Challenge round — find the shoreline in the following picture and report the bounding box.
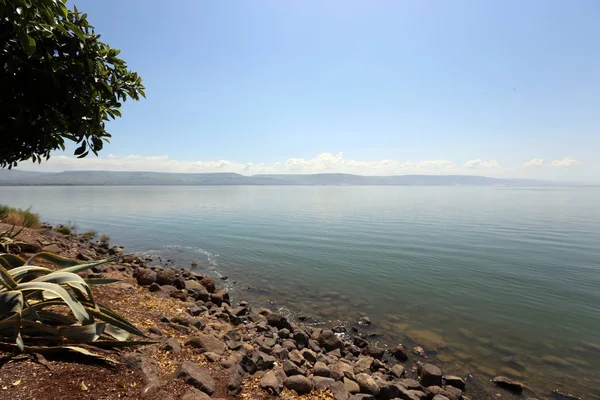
[0,222,583,400]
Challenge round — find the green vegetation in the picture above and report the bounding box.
[0,0,145,168]
[99,234,111,246]
[54,226,72,236]
[0,205,41,228]
[0,252,146,353]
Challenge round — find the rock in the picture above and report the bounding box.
[141,386,175,400]
[358,316,372,326]
[203,352,221,362]
[318,329,344,352]
[180,388,211,400]
[253,351,276,371]
[284,375,314,394]
[425,386,455,400]
[432,396,450,400]
[314,361,330,377]
[353,336,368,348]
[136,269,157,286]
[148,282,161,292]
[120,353,159,383]
[413,346,426,357]
[442,385,462,400]
[364,346,385,360]
[394,386,422,400]
[148,325,163,336]
[266,313,293,330]
[398,379,422,391]
[185,333,226,354]
[192,286,211,302]
[273,346,289,360]
[344,377,360,394]
[355,373,379,395]
[418,363,443,387]
[200,276,216,293]
[185,279,205,292]
[211,289,230,306]
[492,376,523,394]
[156,268,177,286]
[443,375,465,391]
[378,382,402,400]
[42,244,61,253]
[240,354,258,374]
[293,329,310,349]
[174,361,215,395]
[260,370,282,395]
[227,365,244,395]
[301,348,318,364]
[349,395,375,400]
[391,364,406,378]
[313,376,335,390]
[171,315,192,326]
[174,276,186,290]
[278,328,291,338]
[391,344,408,361]
[331,381,350,400]
[170,289,188,300]
[289,349,305,365]
[283,360,305,376]
[159,338,181,354]
[353,356,374,374]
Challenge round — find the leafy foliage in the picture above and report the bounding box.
[0,252,146,352]
[0,0,145,168]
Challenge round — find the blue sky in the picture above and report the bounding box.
[22,0,600,181]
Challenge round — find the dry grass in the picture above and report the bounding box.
[0,205,41,228]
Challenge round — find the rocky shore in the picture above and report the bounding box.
[0,223,563,400]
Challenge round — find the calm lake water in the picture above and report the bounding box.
[2,186,599,398]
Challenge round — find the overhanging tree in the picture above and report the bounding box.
[0,0,145,168]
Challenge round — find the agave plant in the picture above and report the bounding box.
[0,251,146,354]
[0,225,25,253]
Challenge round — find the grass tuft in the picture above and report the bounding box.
[0,204,41,228]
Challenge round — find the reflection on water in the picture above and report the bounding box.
[1,185,599,398]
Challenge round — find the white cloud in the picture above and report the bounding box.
[462,159,500,169]
[550,157,582,167]
[524,158,545,167]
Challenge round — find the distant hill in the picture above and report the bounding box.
[0,170,560,186]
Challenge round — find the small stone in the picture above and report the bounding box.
[419,363,443,387]
[390,344,408,361]
[283,360,305,376]
[364,346,385,360]
[358,316,372,326]
[284,375,313,394]
[174,361,215,395]
[432,396,450,400]
[301,348,318,364]
[203,352,221,362]
[353,336,368,348]
[148,282,161,292]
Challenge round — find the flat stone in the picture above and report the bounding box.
[492,376,523,394]
[203,352,221,362]
[353,356,374,374]
[443,375,465,391]
[174,361,215,395]
[284,375,314,394]
[312,376,336,390]
[283,359,305,376]
[159,338,181,354]
[391,364,406,378]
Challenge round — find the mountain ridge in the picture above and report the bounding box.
[0,169,564,186]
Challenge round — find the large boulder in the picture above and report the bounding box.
[174,361,215,395]
[355,373,379,395]
[284,375,314,395]
[200,276,216,293]
[185,280,205,292]
[259,370,282,395]
[185,333,226,355]
[418,363,443,387]
[317,329,344,352]
[136,269,157,286]
[156,268,177,286]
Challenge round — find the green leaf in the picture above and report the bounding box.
[18,32,36,57]
[16,282,93,324]
[25,252,79,267]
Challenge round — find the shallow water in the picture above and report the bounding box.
[2,185,599,398]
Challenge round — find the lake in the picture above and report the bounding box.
[2,185,599,398]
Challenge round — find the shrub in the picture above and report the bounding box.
[0,252,146,353]
[54,226,72,236]
[81,230,98,241]
[0,205,41,228]
[99,234,111,245]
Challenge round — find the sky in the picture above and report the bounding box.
[19,0,600,181]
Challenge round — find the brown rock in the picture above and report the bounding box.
[185,333,226,354]
[418,363,443,387]
[492,376,523,394]
[174,361,215,395]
